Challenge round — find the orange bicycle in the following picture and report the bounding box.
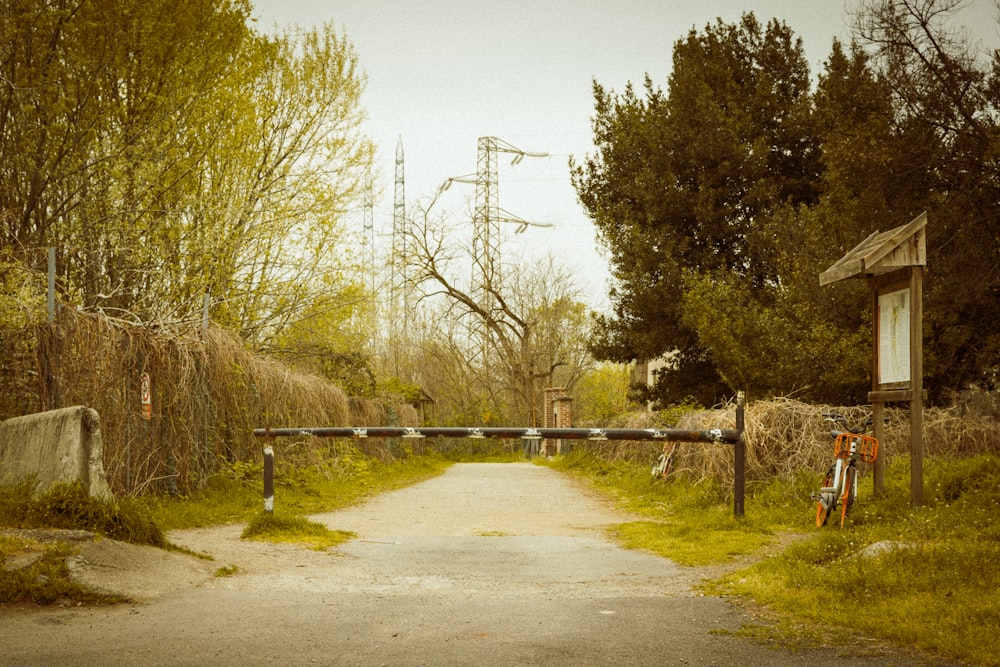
[651,441,679,480]
[812,413,879,528]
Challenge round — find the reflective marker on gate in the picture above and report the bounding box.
[251,426,741,444]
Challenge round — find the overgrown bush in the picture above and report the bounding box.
[0,308,418,496]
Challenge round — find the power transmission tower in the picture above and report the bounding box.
[472,137,550,309]
[391,137,409,322]
[363,169,375,298]
[471,136,549,318]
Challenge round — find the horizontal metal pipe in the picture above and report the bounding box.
[252,426,740,445]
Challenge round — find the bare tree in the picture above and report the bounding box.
[401,202,593,426]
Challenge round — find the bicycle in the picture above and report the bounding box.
[651,441,679,480]
[812,413,879,528]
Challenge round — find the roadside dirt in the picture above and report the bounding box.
[0,463,949,666]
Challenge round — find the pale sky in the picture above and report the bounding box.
[251,1,999,309]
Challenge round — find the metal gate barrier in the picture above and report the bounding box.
[255,392,746,517]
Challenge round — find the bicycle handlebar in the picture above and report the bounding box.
[823,412,875,436]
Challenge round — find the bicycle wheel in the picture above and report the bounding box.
[815,465,835,527]
[839,465,858,528]
[651,454,668,479]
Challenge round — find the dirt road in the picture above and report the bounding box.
[0,463,938,666]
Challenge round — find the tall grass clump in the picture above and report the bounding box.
[241,512,356,551]
[0,480,165,547]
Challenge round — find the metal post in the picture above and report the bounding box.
[872,402,885,497]
[47,247,56,323]
[522,436,540,459]
[734,391,745,518]
[263,446,274,513]
[910,266,924,508]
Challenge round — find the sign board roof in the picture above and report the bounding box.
[819,212,927,286]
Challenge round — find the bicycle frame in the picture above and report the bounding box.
[651,441,679,480]
[814,418,879,528]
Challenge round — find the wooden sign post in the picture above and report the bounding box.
[820,212,927,507]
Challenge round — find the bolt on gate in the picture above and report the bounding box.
[255,392,747,517]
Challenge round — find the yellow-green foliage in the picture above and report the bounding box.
[241,512,356,551]
[0,480,164,547]
[0,537,122,605]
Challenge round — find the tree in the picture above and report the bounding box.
[854,0,1000,396]
[400,201,594,426]
[574,3,1000,405]
[573,363,634,425]
[1,0,373,354]
[572,14,821,405]
[267,281,377,396]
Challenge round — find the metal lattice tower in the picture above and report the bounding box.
[471,137,549,313]
[473,137,500,310]
[392,137,408,317]
[363,169,375,297]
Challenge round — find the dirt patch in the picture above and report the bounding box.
[1,529,215,602]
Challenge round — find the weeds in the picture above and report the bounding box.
[0,536,122,606]
[213,564,239,577]
[0,480,164,547]
[547,448,1000,666]
[241,512,356,551]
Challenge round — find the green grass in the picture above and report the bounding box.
[542,450,1000,666]
[0,535,123,606]
[0,479,165,546]
[141,449,455,530]
[241,512,357,550]
[542,450,807,566]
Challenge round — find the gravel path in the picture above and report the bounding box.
[0,463,943,666]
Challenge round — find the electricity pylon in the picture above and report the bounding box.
[389,136,413,339]
[472,137,549,312]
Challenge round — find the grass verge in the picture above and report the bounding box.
[542,449,1000,667]
[0,535,124,606]
[140,449,454,530]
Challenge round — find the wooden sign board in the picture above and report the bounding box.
[819,212,927,507]
[877,285,911,387]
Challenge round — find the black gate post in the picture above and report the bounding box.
[263,445,274,513]
[734,391,746,518]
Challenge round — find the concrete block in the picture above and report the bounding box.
[0,406,113,499]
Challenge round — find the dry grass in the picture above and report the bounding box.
[591,397,1000,485]
[1,308,416,496]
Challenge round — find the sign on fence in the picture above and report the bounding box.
[140,373,152,420]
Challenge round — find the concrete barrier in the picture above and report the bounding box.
[0,406,112,499]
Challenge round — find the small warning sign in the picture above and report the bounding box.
[140,372,152,420]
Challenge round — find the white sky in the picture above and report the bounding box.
[250,0,1000,309]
